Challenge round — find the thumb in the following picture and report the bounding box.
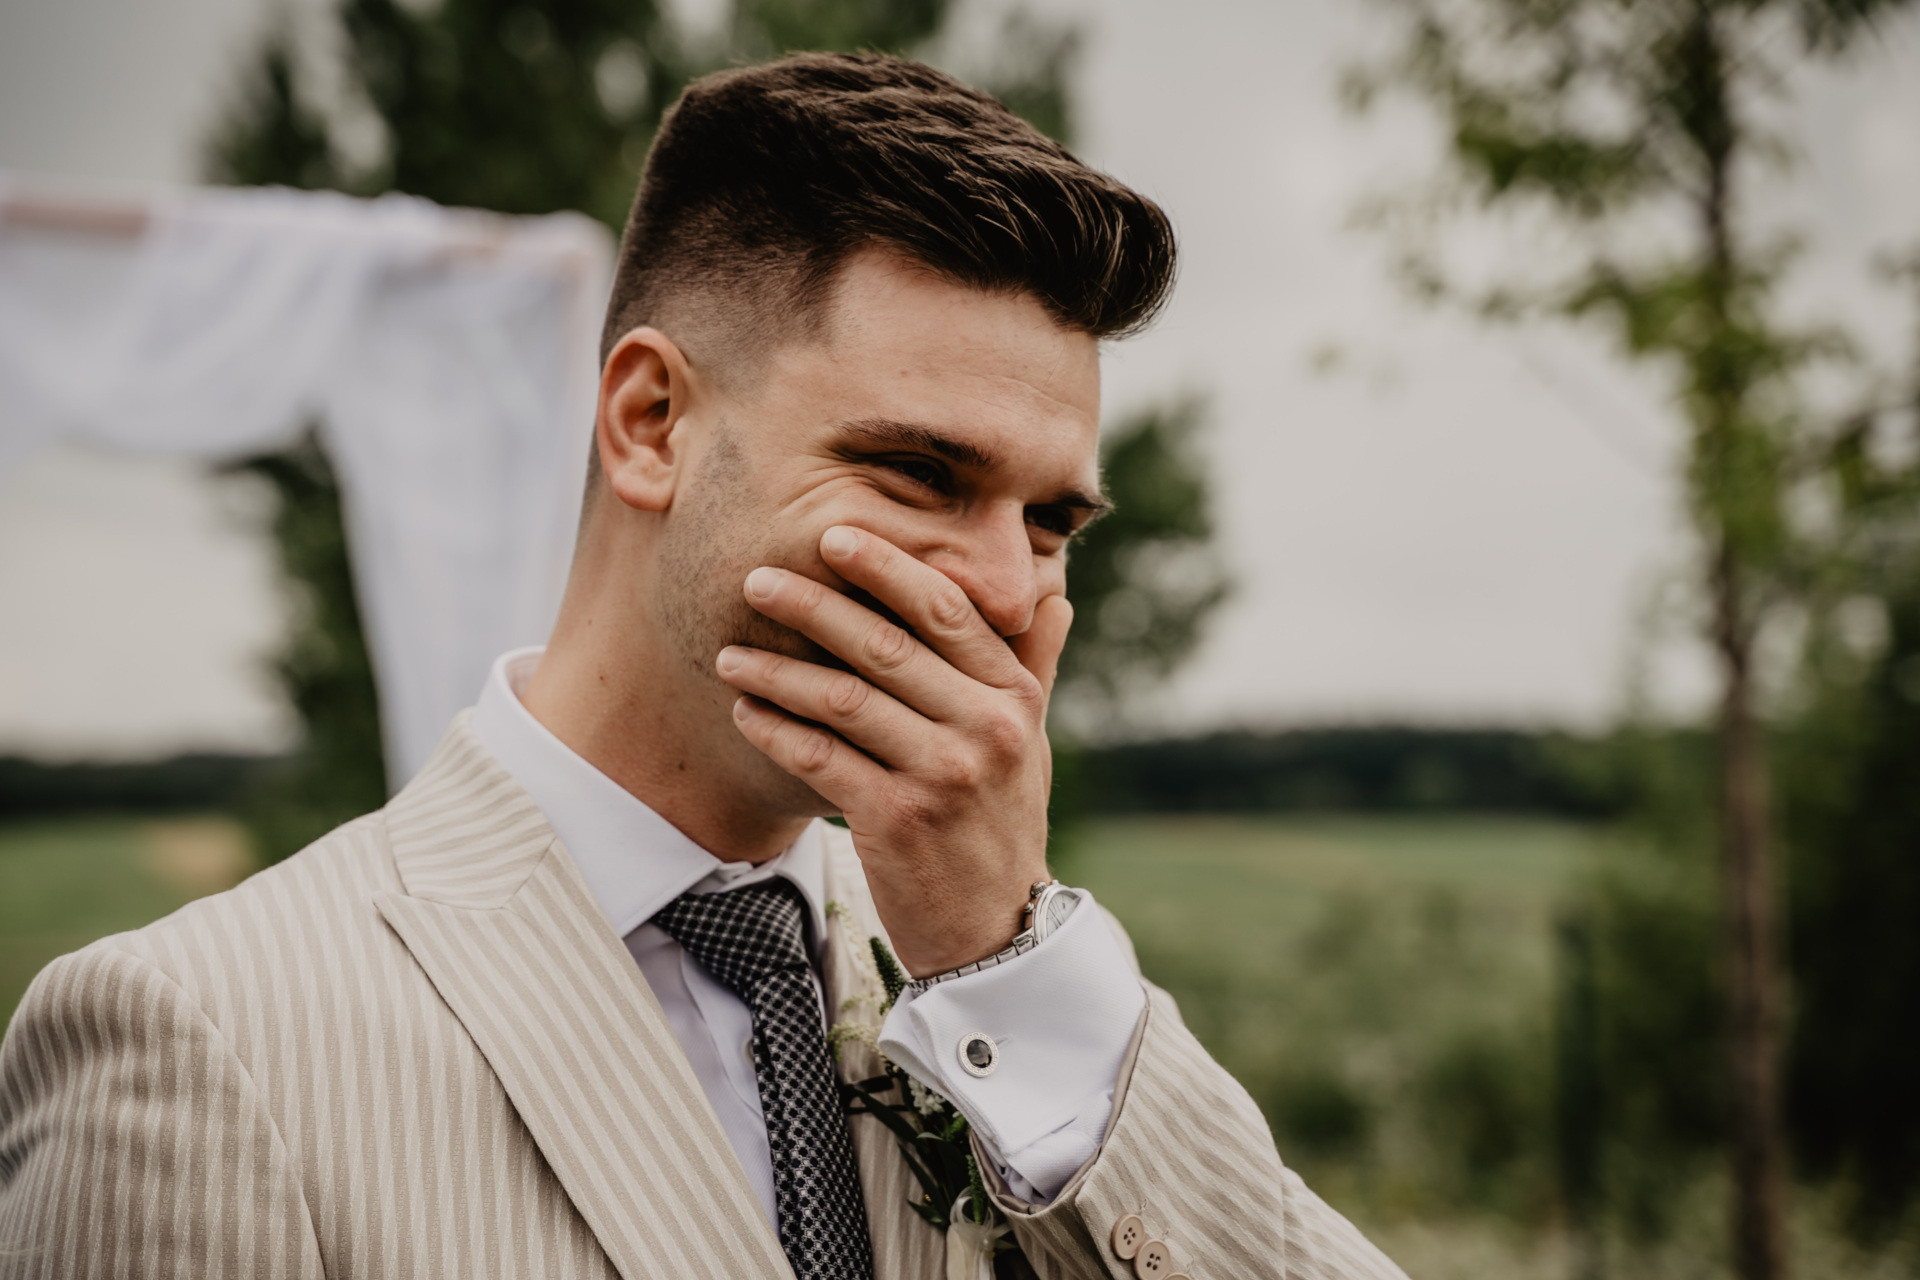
[1007,593,1073,700]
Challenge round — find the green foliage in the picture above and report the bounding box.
[731,0,947,64]
[1075,726,1618,816]
[221,438,388,864]
[208,42,335,193]
[1783,585,1920,1229]
[1272,1060,1374,1161]
[209,0,1080,231]
[1045,399,1230,876]
[1070,814,1582,1226]
[212,0,679,230]
[0,755,267,819]
[1054,398,1231,731]
[869,933,908,1007]
[1356,0,1882,627]
[1357,0,1919,1259]
[1551,911,1603,1273]
[1586,823,1725,1239]
[1778,267,1920,1230]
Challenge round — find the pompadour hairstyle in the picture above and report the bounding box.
[598,51,1178,369]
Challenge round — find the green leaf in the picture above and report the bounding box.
[965,1151,991,1224]
[870,936,909,1008]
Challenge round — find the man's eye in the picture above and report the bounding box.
[881,458,946,491]
[1026,505,1074,538]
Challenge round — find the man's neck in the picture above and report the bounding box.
[518,627,810,864]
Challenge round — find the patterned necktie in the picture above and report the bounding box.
[652,879,874,1280]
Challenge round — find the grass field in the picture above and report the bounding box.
[1063,816,1599,1279]
[0,815,251,1030]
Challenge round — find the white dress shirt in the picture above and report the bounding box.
[471,648,1145,1217]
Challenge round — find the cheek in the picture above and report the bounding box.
[773,478,924,570]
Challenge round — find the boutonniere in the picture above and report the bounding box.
[825,905,1030,1280]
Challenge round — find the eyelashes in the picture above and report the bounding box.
[879,457,949,493]
[872,457,1080,544]
[1025,507,1075,538]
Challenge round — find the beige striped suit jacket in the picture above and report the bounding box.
[0,716,1406,1280]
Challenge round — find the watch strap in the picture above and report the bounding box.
[904,880,1076,996]
[904,930,1042,995]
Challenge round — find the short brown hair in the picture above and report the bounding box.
[598,52,1178,371]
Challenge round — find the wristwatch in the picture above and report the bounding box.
[905,878,1080,995]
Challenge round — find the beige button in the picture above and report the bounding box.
[1110,1214,1146,1259]
[1166,1274,1192,1280]
[1133,1239,1172,1279]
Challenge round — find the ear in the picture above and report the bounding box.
[595,327,697,513]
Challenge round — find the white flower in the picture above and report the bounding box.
[907,1075,949,1116]
[827,899,885,990]
[946,1192,1010,1280]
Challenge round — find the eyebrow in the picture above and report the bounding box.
[832,416,1113,518]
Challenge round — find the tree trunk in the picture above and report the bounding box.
[1711,548,1788,1280]
[1688,9,1789,1273]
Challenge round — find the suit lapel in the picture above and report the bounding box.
[373,715,793,1280]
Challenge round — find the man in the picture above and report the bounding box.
[0,53,1405,1280]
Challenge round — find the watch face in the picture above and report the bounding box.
[1037,886,1078,938]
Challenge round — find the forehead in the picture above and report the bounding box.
[762,250,1103,478]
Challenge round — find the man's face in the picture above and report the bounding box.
[652,250,1104,805]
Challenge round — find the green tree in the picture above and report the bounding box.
[1044,398,1230,872]
[219,436,390,863]
[209,0,1219,861]
[1054,396,1231,730]
[1351,2,1913,1275]
[1779,253,1920,1231]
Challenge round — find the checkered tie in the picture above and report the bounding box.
[653,879,874,1280]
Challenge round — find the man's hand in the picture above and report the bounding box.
[714,524,1071,977]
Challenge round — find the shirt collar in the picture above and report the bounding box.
[470,647,830,952]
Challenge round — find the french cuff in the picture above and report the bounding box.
[877,889,1147,1203]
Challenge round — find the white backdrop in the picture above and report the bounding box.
[0,181,613,785]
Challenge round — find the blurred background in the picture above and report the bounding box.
[2,0,1918,1277]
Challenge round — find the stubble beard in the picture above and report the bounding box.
[654,428,840,819]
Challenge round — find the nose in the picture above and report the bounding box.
[925,504,1040,639]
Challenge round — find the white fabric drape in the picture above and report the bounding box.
[0,180,614,785]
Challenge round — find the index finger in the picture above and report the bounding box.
[818,526,1032,692]
[1008,592,1072,701]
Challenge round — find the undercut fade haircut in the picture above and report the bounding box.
[598,51,1178,374]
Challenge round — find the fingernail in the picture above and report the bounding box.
[821,526,859,558]
[745,567,779,599]
[716,646,744,674]
[733,697,757,721]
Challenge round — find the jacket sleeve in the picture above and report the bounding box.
[988,984,1409,1280]
[0,941,325,1280]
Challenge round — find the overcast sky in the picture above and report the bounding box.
[2,0,1916,757]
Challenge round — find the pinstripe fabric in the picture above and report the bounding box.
[0,713,1404,1280]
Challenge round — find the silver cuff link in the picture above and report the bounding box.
[957,1030,999,1077]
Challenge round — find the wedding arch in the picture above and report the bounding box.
[0,178,613,784]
